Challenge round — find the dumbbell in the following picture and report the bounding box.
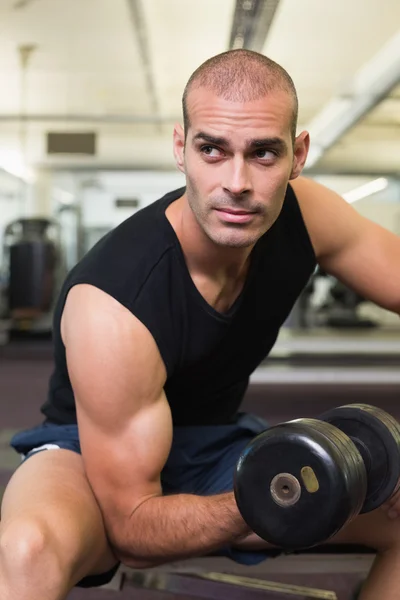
[234,404,400,551]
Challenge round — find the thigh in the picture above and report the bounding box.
[1,448,118,585]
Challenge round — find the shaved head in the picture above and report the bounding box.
[182,49,298,141]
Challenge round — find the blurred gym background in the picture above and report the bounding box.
[0,1,399,596]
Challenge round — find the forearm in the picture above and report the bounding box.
[112,491,250,567]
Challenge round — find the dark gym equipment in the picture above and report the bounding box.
[234,404,400,551]
[2,218,65,332]
[320,403,400,513]
[298,268,378,330]
[234,418,366,550]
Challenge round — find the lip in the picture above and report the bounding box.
[215,208,256,224]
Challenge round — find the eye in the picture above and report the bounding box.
[201,145,223,158]
[255,149,277,160]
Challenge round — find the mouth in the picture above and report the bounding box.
[214,207,256,224]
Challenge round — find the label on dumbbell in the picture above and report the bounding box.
[301,466,319,493]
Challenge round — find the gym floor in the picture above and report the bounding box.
[1,337,398,599]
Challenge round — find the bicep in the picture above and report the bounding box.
[293,177,400,312]
[62,284,172,539]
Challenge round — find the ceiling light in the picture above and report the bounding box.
[304,29,400,167]
[343,177,389,203]
[0,150,35,182]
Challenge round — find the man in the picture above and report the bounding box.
[1,49,400,600]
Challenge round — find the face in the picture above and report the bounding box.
[173,88,309,249]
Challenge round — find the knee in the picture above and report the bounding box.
[0,518,65,581]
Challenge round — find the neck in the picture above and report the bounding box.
[167,193,253,281]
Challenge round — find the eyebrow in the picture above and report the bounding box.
[192,132,288,153]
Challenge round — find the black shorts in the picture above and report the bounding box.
[10,412,272,588]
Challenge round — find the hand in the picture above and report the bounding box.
[381,487,400,519]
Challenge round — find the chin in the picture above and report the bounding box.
[207,228,261,249]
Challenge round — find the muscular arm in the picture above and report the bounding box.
[62,285,249,568]
[291,176,400,314]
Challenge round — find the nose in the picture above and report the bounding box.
[222,157,252,196]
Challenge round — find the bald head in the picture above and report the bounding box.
[182,49,298,141]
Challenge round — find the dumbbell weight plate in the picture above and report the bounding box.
[234,418,366,551]
[320,404,400,513]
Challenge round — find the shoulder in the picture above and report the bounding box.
[96,199,172,259]
[289,175,345,210]
[68,199,175,295]
[288,176,366,260]
[62,283,167,380]
[56,200,177,350]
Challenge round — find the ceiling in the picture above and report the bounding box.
[0,0,399,177]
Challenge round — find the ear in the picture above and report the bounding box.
[173,123,186,173]
[289,131,310,180]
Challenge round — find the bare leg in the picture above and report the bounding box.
[0,449,117,600]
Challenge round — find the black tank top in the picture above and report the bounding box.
[41,184,316,426]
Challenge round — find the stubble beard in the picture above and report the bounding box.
[186,182,264,249]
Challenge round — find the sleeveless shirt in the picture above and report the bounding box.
[40,184,316,426]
